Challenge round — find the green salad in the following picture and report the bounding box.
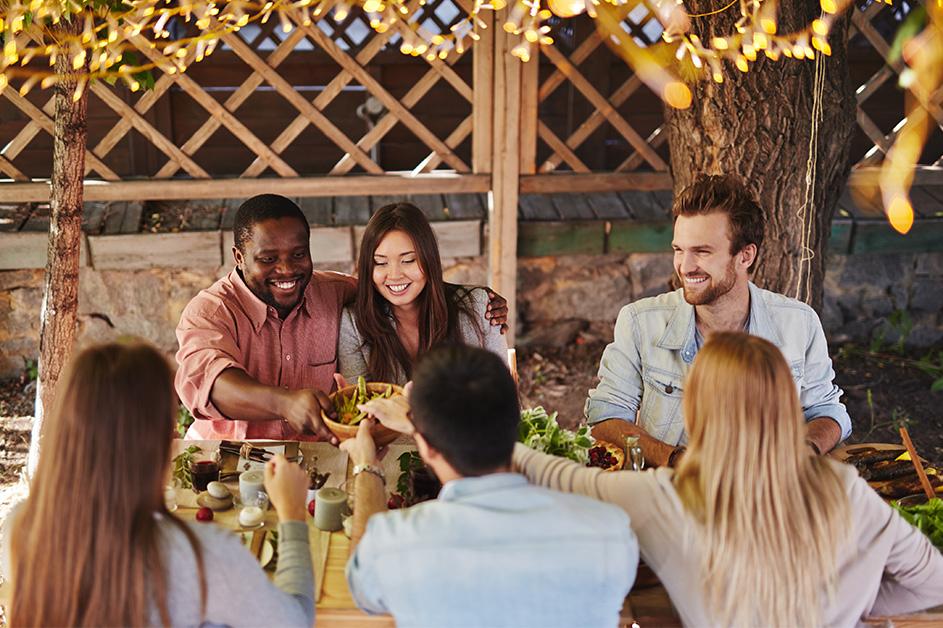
[893,497,943,550]
[334,376,396,425]
[518,406,594,465]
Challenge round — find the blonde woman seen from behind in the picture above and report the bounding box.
[514,332,943,627]
[1,341,315,627]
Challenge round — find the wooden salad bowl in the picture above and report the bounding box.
[321,382,405,446]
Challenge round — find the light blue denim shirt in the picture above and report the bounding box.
[585,282,852,446]
[346,472,638,628]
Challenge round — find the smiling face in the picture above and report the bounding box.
[672,212,754,306]
[233,216,312,318]
[372,229,427,309]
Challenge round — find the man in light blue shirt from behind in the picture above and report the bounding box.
[587,174,851,468]
[344,346,638,628]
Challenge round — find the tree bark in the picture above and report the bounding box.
[29,23,88,475]
[666,1,855,311]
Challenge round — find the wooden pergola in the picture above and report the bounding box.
[2,0,942,337]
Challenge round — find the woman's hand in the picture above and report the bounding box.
[340,419,379,467]
[485,289,509,334]
[358,394,414,435]
[264,454,308,522]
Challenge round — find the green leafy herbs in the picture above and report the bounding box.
[893,497,943,550]
[396,451,425,497]
[177,404,195,438]
[334,376,396,425]
[171,445,201,490]
[518,406,594,465]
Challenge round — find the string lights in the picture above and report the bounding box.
[2,0,935,234]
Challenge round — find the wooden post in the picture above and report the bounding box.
[489,10,521,344]
[472,12,495,173]
[519,47,539,175]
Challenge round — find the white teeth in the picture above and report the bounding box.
[273,280,297,290]
[387,284,409,294]
[684,276,707,284]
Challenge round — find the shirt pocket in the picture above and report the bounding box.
[305,345,338,392]
[639,371,685,443]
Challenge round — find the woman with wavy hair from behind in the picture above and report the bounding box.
[338,202,507,384]
[513,332,943,626]
[0,340,315,627]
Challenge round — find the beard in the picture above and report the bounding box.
[680,258,737,306]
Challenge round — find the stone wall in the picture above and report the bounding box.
[1,251,942,378]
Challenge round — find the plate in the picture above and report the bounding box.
[196,492,233,511]
[240,533,275,568]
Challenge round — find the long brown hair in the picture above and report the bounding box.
[9,341,206,626]
[355,202,482,382]
[673,332,849,627]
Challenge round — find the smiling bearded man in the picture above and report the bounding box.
[585,174,852,466]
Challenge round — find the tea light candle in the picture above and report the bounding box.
[239,470,264,504]
[314,487,348,532]
[239,505,264,528]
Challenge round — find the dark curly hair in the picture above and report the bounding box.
[233,194,309,252]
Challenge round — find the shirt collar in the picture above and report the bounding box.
[658,281,782,364]
[437,472,528,503]
[228,268,316,333]
[745,281,785,347]
[229,268,271,333]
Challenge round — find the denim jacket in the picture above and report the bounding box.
[585,282,852,446]
[346,473,638,628]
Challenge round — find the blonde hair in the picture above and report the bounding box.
[9,341,206,626]
[673,332,849,627]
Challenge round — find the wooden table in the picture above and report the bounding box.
[170,440,393,628]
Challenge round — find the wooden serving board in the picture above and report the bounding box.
[832,442,941,500]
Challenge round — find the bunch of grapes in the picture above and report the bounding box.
[588,445,617,469]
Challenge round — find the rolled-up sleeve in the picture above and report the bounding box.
[800,310,852,440]
[174,301,244,421]
[585,305,643,425]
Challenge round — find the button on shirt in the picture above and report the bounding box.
[585,282,852,446]
[175,269,355,441]
[346,473,638,628]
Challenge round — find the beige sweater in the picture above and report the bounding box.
[513,444,943,627]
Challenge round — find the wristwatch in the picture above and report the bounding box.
[352,463,386,485]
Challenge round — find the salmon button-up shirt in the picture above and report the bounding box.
[175,268,355,441]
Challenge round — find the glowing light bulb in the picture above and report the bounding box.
[887,197,914,234]
[663,81,691,109]
[547,0,585,18]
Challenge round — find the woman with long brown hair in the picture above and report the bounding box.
[1,340,315,626]
[338,202,507,384]
[513,332,943,626]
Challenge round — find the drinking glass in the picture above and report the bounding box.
[623,435,645,471]
[164,483,178,512]
[190,449,221,493]
[239,490,270,529]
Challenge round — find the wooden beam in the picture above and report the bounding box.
[849,166,943,187]
[521,173,673,193]
[518,221,605,257]
[519,48,539,175]
[489,10,521,343]
[472,11,495,174]
[608,220,673,253]
[0,174,492,203]
[847,218,943,254]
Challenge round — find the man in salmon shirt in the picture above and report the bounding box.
[175,194,507,441]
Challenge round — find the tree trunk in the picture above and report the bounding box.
[28,25,88,476]
[666,2,855,311]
